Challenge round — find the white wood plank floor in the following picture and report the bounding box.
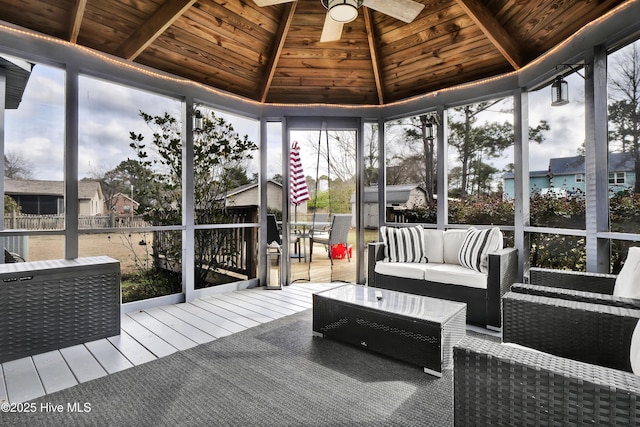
[0,282,338,404]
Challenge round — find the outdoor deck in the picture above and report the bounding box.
[0,282,338,405]
[284,240,360,284]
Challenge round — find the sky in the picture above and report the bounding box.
[5,61,588,184]
[5,64,263,182]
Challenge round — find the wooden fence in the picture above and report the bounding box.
[4,207,259,284]
[4,214,150,230]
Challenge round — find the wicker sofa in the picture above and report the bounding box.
[453,290,640,425]
[367,227,518,329]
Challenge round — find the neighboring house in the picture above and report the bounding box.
[108,192,140,215]
[225,180,300,213]
[4,178,105,215]
[351,184,428,228]
[503,152,636,199]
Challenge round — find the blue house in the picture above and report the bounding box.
[503,152,636,199]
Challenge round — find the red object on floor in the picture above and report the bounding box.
[331,244,352,259]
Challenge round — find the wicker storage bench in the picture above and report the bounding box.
[0,256,121,363]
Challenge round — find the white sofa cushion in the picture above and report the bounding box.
[374,261,487,289]
[631,319,640,375]
[458,227,503,273]
[443,229,468,265]
[423,229,444,263]
[422,263,487,289]
[613,246,640,298]
[375,261,430,281]
[380,225,428,263]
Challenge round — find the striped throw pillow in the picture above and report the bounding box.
[380,226,427,263]
[458,227,503,273]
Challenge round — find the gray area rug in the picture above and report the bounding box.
[1,309,497,427]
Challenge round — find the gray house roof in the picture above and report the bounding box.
[226,180,282,197]
[503,152,635,180]
[549,152,635,175]
[351,184,426,204]
[4,179,103,199]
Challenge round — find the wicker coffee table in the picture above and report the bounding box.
[312,284,467,376]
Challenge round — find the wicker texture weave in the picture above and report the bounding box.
[528,267,617,294]
[0,256,121,363]
[313,286,467,374]
[502,291,640,372]
[454,336,640,426]
[512,282,640,309]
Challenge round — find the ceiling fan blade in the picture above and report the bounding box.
[320,13,344,42]
[253,0,296,6]
[362,0,425,23]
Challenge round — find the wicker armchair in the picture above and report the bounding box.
[454,336,640,426]
[511,266,640,309]
[502,291,640,372]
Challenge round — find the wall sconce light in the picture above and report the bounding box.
[550,64,585,107]
[193,109,203,133]
[551,76,569,106]
[424,112,440,141]
[425,122,434,140]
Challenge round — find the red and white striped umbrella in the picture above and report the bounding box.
[290,141,310,206]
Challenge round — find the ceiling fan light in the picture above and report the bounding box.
[326,0,360,23]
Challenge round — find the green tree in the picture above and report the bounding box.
[608,43,640,192]
[4,195,20,214]
[398,115,438,202]
[98,159,157,212]
[129,109,257,288]
[449,102,549,197]
[4,151,34,180]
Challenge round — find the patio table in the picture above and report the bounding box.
[313,284,467,376]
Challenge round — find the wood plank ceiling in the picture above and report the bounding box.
[0,0,631,106]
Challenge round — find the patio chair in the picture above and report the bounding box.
[512,246,640,309]
[309,214,351,263]
[268,214,305,262]
[453,335,640,426]
[266,214,282,246]
[453,291,640,425]
[4,248,25,263]
[502,291,640,372]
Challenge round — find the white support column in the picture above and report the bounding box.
[258,117,268,286]
[436,105,447,229]
[182,98,196,300]
[0,68,5,220]
[377,118,385,231]
[64,66,79,259]
[281,117,290,285]
[585,45,610,272]
[355,117,365,284]
[513,87,529,280]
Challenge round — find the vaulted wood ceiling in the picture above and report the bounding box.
[0,0,631,105]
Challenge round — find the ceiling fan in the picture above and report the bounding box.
[253,0,425,42]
